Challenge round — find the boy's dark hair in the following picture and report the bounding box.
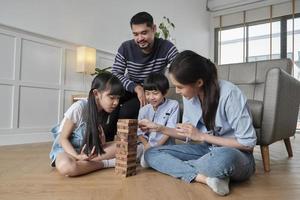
[143,72,169,95]
[130,12,154,27]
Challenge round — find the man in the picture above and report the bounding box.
[105,11,178,141]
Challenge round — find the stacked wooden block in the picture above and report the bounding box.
[115,119,138,177]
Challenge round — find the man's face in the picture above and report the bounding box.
[131,23,156,52]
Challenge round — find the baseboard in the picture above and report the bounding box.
[0,132,52,146]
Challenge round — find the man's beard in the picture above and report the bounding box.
[137,40,155,52]
[137,42,150,50]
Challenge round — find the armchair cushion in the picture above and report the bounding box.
[247,99,263,128]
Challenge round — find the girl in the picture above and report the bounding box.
[139,50,257,196]
[137,72,179,167]
[49,72,124,177]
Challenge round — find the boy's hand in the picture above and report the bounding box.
[144,142,152,151]
[139,119,161,132]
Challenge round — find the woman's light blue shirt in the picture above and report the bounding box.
[137,98,179,146]
[182,80,257,148]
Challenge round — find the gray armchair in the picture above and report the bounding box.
[217,59,300,172]
[166,58,300,172]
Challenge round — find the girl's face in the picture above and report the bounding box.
[94,89,120,113]
[145,90,165,109]
[169,74,200,100]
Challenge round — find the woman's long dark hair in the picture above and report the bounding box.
[169,50,220,131]
[84,72,124,155]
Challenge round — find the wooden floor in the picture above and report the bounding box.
[1,137,300,200]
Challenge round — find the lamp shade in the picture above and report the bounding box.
[76,46,96,74]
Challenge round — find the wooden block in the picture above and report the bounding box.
[117,128,137,135]
[115,167,137,177]
[116,149,137,156]
[116,159,137,166]
[115,161,136,168]
[115,165,136,173]
[116,142,137,152]
[116,132,137,141]
[117,119,138,125]
[117,124,138,130]
[116,157,136,164]
[115,153,137,162]
[117,131,137,140]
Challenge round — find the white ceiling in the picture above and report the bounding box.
[207,0,290,12]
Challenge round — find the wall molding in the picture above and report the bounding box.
[0,24,115,146]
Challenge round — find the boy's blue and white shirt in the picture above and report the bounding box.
[137,98,179,147]
[182,80,257,148]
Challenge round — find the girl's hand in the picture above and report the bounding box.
[76,144,97,161]
[139,119,161,132]
[175,123,203,142]
[99,126,106,146]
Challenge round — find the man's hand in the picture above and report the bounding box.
[134,85,146,107]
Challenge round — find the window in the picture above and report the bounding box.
[287,17,300,131]
[287,17,300,80]
[248,21,281,62]
[219,27,245,64]
[216,16,299,80]
[215,15,300,131]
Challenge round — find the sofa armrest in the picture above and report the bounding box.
[261,68,300,145]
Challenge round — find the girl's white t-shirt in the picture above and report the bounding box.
[58,99,88,132]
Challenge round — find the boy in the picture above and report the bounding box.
[137,72,179,167]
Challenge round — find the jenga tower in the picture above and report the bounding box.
[115,119,138,177]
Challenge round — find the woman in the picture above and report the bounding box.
[139,50,256,196]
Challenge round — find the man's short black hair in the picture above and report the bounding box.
[143,72,169,95]
[130,12,154,27]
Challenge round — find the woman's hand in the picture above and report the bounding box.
[139,119,161,132]
[175,123,204,142]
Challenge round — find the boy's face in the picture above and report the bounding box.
[145,90,164,109]
[131,23,156,52]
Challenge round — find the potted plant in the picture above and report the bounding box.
[155,16,175,40]
[91,66,112,76]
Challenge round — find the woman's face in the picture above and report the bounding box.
[169,74,199,100]
[94,89,120,113]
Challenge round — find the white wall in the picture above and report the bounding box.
[0,24,115,146]
[0,0,211,145]
[0,0,211,57]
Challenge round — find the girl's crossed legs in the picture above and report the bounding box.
[55,142,116,177]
